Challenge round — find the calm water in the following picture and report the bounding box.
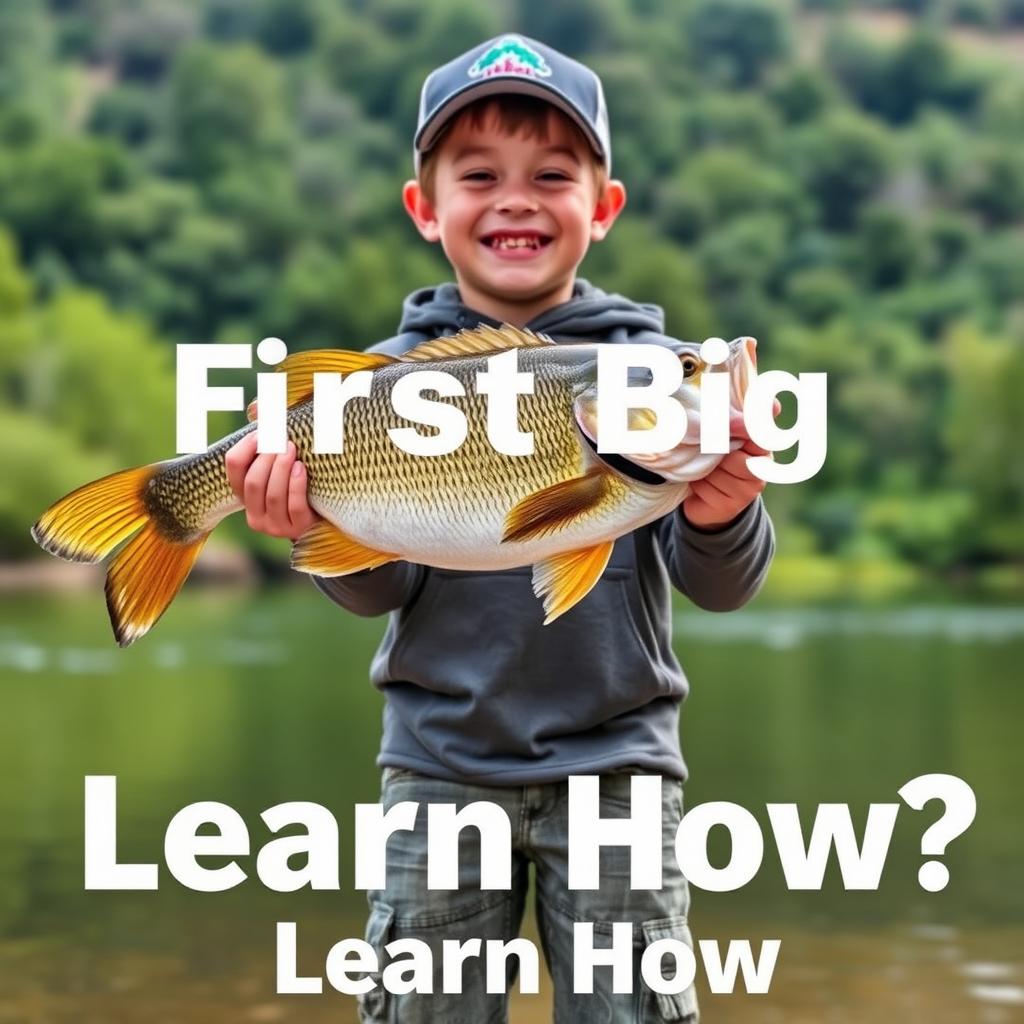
[1,588,1022,1023]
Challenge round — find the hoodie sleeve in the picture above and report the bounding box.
[655,497,775,611]
[311,563,427,618]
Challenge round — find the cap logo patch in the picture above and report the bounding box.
[468,35,552,80]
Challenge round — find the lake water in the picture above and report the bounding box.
[1,588,1022,1023]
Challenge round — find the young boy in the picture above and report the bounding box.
[226,34,774,1023]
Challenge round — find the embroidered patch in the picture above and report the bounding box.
[468,36,552,80]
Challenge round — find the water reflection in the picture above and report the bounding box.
[1,589,1021,1022]
[674,605,1024,645]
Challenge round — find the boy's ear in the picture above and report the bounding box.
[403,180,441,242]
[590,179,627,242]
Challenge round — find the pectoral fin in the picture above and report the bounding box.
[532,542,614,624]
[502,469,616,543]
[291,521,397,576]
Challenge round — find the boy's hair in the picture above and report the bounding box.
[417,94,609,204]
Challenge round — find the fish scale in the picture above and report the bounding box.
[296,350,598,545]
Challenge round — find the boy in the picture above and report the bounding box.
[226,34,774,1023]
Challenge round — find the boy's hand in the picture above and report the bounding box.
[681,437,770,531]
[225,432,320,541]
[682,392,780,531]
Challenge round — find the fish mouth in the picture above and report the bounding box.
[480,230,553,253]
[730,336,757,405]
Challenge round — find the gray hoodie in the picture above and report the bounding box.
[314,280,774,784]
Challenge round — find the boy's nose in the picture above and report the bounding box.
[495,187,538,215]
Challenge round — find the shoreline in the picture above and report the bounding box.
[0,545,258,593]
[2,553,1020,603]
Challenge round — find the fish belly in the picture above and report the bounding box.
[310,465,685,570]
[293,352,686,571]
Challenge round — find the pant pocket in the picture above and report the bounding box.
[358,902,395,1023]
[640,916,700,1023]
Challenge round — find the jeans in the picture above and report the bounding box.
[359,768,699,1024]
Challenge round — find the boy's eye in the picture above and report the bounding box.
[538,170,572,181]
[461,171,495,182]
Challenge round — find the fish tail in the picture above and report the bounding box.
[31,465,210,646]
[31,465,155,563]
[104,520,208,647]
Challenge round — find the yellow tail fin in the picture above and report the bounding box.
[31,466,209,646]
[31,465,154,563]
[104,521,207,647]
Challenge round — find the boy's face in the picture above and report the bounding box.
[404,106,625,324]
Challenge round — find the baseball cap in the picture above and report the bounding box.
[414,34,611,174]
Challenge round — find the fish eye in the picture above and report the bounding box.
[681,355,700,378]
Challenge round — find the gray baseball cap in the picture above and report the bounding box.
[414,34,611,173]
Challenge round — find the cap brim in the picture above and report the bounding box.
[414,78,607,172]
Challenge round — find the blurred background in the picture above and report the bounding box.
[1,0,1022,1021]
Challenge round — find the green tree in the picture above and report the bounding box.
[0,233,178,556]
[0,137,129,268]
[826,27,988,124]
[0,0,57,116]
[685,0,792,87]
[944,323,1024,557]
[272,234,447,348]
[255,0,322,57]
[658,148,805,243]
[588,56,684,204]
[26,290,176,462]
[581,221,715,343]
[790,110,893,230]
[962,144,1024,226]
[769,65,838,124]
[976,232,1024,307]
[785,267,856,325]
[106,4,197,83]
[168,43,287,181]
[854,206,926,290]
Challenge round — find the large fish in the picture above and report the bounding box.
[32,325,756,645]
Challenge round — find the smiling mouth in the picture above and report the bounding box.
[481,232,553,252]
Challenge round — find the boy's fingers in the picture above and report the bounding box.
[224,432,258,500]
[243,452,277,521]
[265,444,297,528]
[706,445,772,487]
[689,477,731,508]
[701,471,754,505]
[288,463,314,536]
[716,450,756,479]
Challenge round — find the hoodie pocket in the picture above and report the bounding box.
[386,565,667,731]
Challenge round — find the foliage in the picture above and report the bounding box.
[1,0,1022,576]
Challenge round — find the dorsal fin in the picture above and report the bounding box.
[264,326,551,412]
[399,323,554,362]
[273,349,396,408]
